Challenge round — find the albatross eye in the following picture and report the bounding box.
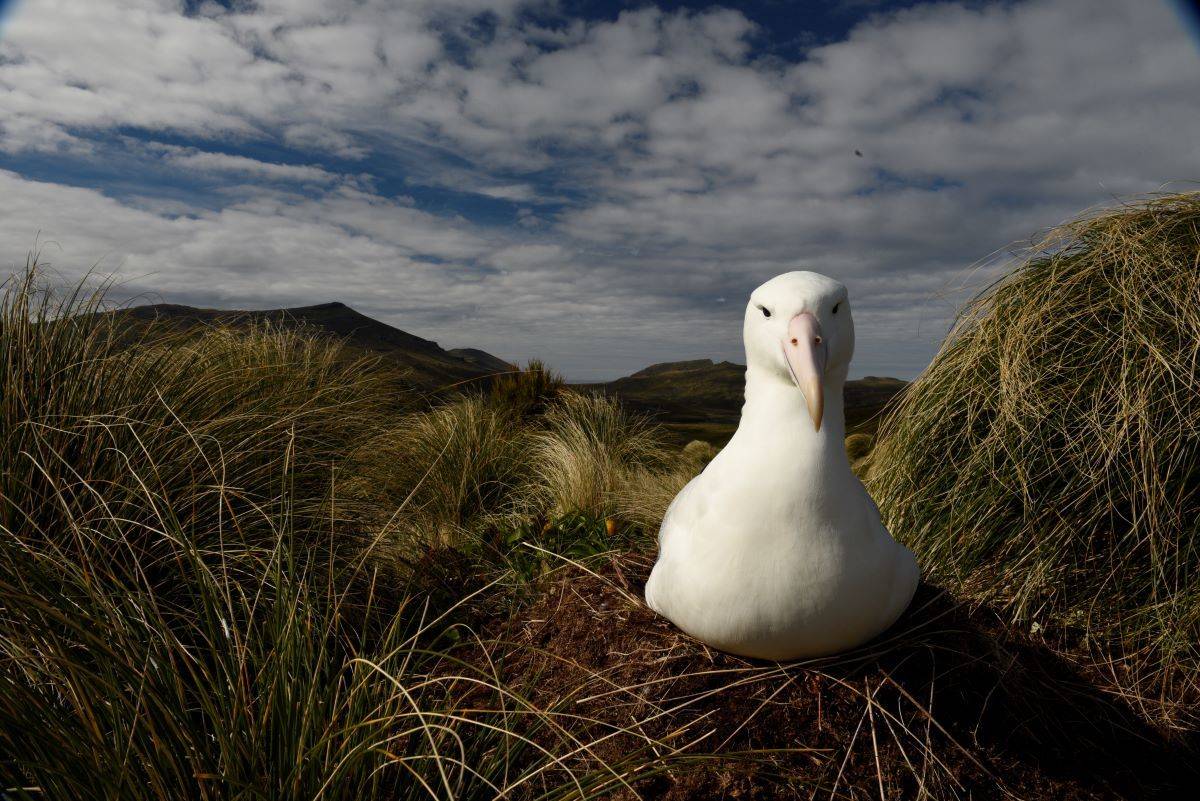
[832,302,841,315]
[759,306,771,318]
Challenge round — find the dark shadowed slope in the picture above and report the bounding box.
[588,358,906,444]
[114,301,513,389]
[446,347,515,374]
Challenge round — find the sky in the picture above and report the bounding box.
[2,0,1199,380]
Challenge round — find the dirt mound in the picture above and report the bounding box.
[466,554,1198,800]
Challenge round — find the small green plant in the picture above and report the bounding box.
[500,512,619,584]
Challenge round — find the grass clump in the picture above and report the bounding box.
[0,261,674,798]
[611,440,714,532]
[488,358,565,418]
[844,432,873,462]
[680,438,719,465]
[867,192,1200,727]
[522,391,668,520]
[347,394,528,550]
[0,264,394,557]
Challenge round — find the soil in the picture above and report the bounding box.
[448,552,1200,800]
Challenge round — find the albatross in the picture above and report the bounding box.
[644,271,919,660]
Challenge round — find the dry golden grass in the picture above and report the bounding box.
[520,392,669,520]
[611,441,715,533]
[844,432,873,461]
[867,192,1200,729]
[346,394,529,549]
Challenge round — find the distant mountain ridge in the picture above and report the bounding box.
[589,358,906,444]
[115,301,513,388]
[114,303,905,443]
[627,359,740,378]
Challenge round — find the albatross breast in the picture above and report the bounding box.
[645,271,918,660]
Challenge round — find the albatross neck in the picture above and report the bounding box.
[740,364,849,451]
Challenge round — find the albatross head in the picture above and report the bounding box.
[743,271,854,432]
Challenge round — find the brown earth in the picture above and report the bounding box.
[445,553,1199,800]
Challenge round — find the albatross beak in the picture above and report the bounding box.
[783,312,827,432]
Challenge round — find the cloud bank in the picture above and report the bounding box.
[1,0,1198,378]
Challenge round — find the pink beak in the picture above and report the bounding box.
[782,312,827,431]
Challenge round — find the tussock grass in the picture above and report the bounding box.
[0,262,392,556]
[0,470,598,800]
[7,226,1200,799]
[0,445,690,799]
[844,432,872,462]
[488,358,565,418]
[345,367,690,555]
[680,438,719,466]
[867,192,1200,728]
[0,261,683,798]
[347,394,529,549]
[522,392,669,520]
[612,441,713,532]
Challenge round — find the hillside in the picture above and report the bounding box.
[114,301,513,389]
[114,304,903,442]
[592,358,906,444]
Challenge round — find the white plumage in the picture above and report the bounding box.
[645,271,918,660]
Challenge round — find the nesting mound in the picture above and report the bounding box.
[452,556,1197,800]
[867,193,1200,728]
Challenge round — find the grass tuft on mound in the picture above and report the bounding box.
[0,261,393,554]
[347,393,529,549]
[867,192,1200,727]
[522,392,669,520]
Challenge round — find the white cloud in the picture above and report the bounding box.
[488,243,565,270]
[157,147,340,184]
[1,0,1198,380]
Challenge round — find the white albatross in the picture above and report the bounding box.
[644,271,919,660]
